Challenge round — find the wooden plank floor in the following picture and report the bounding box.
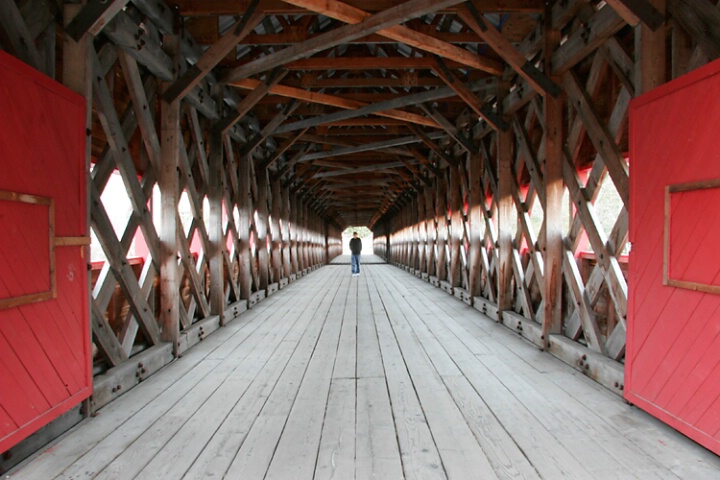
[9,261,720,479]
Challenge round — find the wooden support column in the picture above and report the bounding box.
[281,186,292,278]
[436,173,449,281]
[256,167,269,290]
[302,202,310,269]
[468,152,483,297]
[290,193,300,275]
[238,154,252,301]
[208,126,225,323]
[159,35,180,353]
[425,182,436,276]
[417,191,427,273]
[270,176,283,283]
[636,0,667,93]
[64,5,93,413]
[497,125,515,320]
[450,164,463,288]
[542,10,564,347]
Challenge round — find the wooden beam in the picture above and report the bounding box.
[0,0,42,70]
[159,35,181,353]
[239,99,301,157]
[256,167,270,290]
[222,0,468,83]
[164,3,264,102]
[419,103,475,154]
[433,59,509,131]
[562,71,629,209]
[406,124,457,168]
[541,10,564,348]
[551,5,626,75]
[280,56,472,70]
[281,0,503,74]
[217,68,288,134]
[604,0,665,30]
[497,127,514,320]
[260,127,309,170]
[435,174,448,281]
[231,77,445,129]
[667,0,720,62]
[208,126,226,323]
[636,0,667,93]
[457,3,561,97]
[65,0,131,41]
[171,0,545,15]
[449,165,463,288]
[312,162,409,178]
[468,152,483,297]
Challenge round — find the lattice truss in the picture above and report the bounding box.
[2,0,720,379]
[373,0,720,366]
[0,0,340,374]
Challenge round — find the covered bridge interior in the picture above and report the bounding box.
[2,0,720,478]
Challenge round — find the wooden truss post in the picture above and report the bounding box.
[238,154,252,301]
[497,125,514,320]
[159,35,181,353]
[281,185,292,278]
[417,191,427,273]
[542,10,565,347]
[636,0,667,93]
[270,176,283,284]
[63,5,93,417]
[208,127,226,323]
[435,173,448,281]
[256,166,269,291]
[468,152,483,297]
[425,182,436,276]
[450,164,463,288]
[302,202,310,269]
[290,193,299,275]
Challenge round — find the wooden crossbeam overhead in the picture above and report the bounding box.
[604,0,665,29]
[240,99,301,157]
[171,0,545,15]
[280,56,474,70]
[240,31,488,46]
[456,3,561,97]
[216,68,288,134]
[229,77,438,128]
[286,75,447,89]
[65,0,131,41]
[432,58,509,131]
[222,0,470,83]
[297,133,444,162]
[263,77,498,135]
[313,162,409,178]
[163,3,264,102]
[282,0,503,75]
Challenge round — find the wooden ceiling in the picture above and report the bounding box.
[165,0,547,227]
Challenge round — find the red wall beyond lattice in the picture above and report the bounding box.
[628,58,720,456]
[0,51,91,452]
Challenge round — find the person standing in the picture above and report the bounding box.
[349,232,362,276]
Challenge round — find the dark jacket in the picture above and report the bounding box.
[349,237,362,255]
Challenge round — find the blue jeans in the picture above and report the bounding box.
[351,254,360,274]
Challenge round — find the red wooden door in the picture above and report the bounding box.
[628,58,720,456]
[0,51,91,452]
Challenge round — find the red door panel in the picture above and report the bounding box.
[628,58,720,456]
[0,51,91,453]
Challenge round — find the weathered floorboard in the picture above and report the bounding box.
[9,263,720,480]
